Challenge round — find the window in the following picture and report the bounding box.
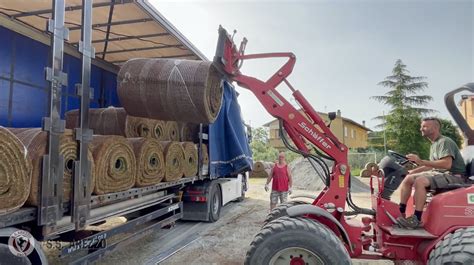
[351,129,355,139]
[344,126,348,137]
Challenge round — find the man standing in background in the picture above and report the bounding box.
[265,152,293,210]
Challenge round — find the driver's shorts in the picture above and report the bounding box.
[412,170,465,190]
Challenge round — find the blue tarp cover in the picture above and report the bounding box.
[209,81,253,177]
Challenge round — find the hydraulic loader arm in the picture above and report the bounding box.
[213,26,353,207]
[214,26,348,163]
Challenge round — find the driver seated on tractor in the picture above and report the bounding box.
[397,117,466,229]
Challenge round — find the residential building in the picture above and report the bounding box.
[264,110,372,151]
[459,95,474,146]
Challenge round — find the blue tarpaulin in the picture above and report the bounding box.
[209,81,253,177]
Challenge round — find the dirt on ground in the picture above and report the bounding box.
[157,177,393,265]
[95,179,394,264]
[82,160,397,265]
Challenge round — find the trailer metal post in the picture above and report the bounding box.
[198,123,203,179]
[73,0,95,230]
[40,0,68,226]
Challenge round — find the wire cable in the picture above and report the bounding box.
[278,120,330,185]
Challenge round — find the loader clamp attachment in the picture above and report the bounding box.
[445,83,474,145]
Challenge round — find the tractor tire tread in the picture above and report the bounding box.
[245,216,350,265]
[429,227,474,264]
[262,200,306,226]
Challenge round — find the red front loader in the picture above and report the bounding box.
[213,26,474,265]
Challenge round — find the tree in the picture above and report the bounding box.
[439,118,463,148]
[249,126,301,163]
[250,127,279,162]
[367,131,385,151]
[372,59,434,158]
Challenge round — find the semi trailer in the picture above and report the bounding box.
[0,1,252,264]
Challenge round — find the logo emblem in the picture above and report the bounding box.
[468,194,474,204]
[8,230,35,257]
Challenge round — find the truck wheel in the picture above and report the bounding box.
[208,184,222,222]
[428,227,474,264]
[0,242,32,265]
[245,216,351,265]
[262,200,307,226]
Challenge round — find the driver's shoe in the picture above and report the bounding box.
[398,215,423,229]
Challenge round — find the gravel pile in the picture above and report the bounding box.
[290,157,369,193]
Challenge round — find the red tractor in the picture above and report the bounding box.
[214,26,474,264]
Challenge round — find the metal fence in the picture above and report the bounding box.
[348,152,379,171]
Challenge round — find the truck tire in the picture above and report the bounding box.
[0,242,32,265]
[208,184,222,222]
[245,216,351,265]
[262,200,307,226]
[428,227,474,264]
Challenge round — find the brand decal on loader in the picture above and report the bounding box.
[468,194,474,204]
[267,91,284,107]
[298,122,331,149]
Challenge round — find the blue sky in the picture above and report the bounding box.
[151,0,473,130]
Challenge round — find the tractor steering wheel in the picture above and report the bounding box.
[387,150,410,165]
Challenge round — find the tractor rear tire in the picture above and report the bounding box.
[428,227,474,264]
[262,200,306,226]
[245,216,351,265]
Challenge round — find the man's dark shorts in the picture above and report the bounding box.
[412,170,465,190]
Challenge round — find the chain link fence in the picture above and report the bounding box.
[348,152,384,176]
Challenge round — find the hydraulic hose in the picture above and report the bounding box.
[279,120,330,186]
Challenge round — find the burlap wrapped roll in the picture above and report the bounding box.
[359,169,371,178]
[128,138,165,187]
[57,131,96,203]
[250,161,273,178]
[0,127,31,214]
[181,142,198,177]
[125,115,153,138]
[254,161,265,172]
[66,107,127,136]
[117,58,223,124]
[179,123,199,142]
[201,143,209,165]
[160,141,185,182]
[150,120,167,140]
[198,144,210,175]
[91,136,136,194]
[166,121,180,141]
[10,128,95,205]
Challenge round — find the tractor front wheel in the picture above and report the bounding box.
[262,200,307,226]
[428,227,474,264]
[245,216,351,265]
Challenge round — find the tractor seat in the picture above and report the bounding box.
[465,147,474,178]
[430,148,474,194]
[461,146,474,184]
